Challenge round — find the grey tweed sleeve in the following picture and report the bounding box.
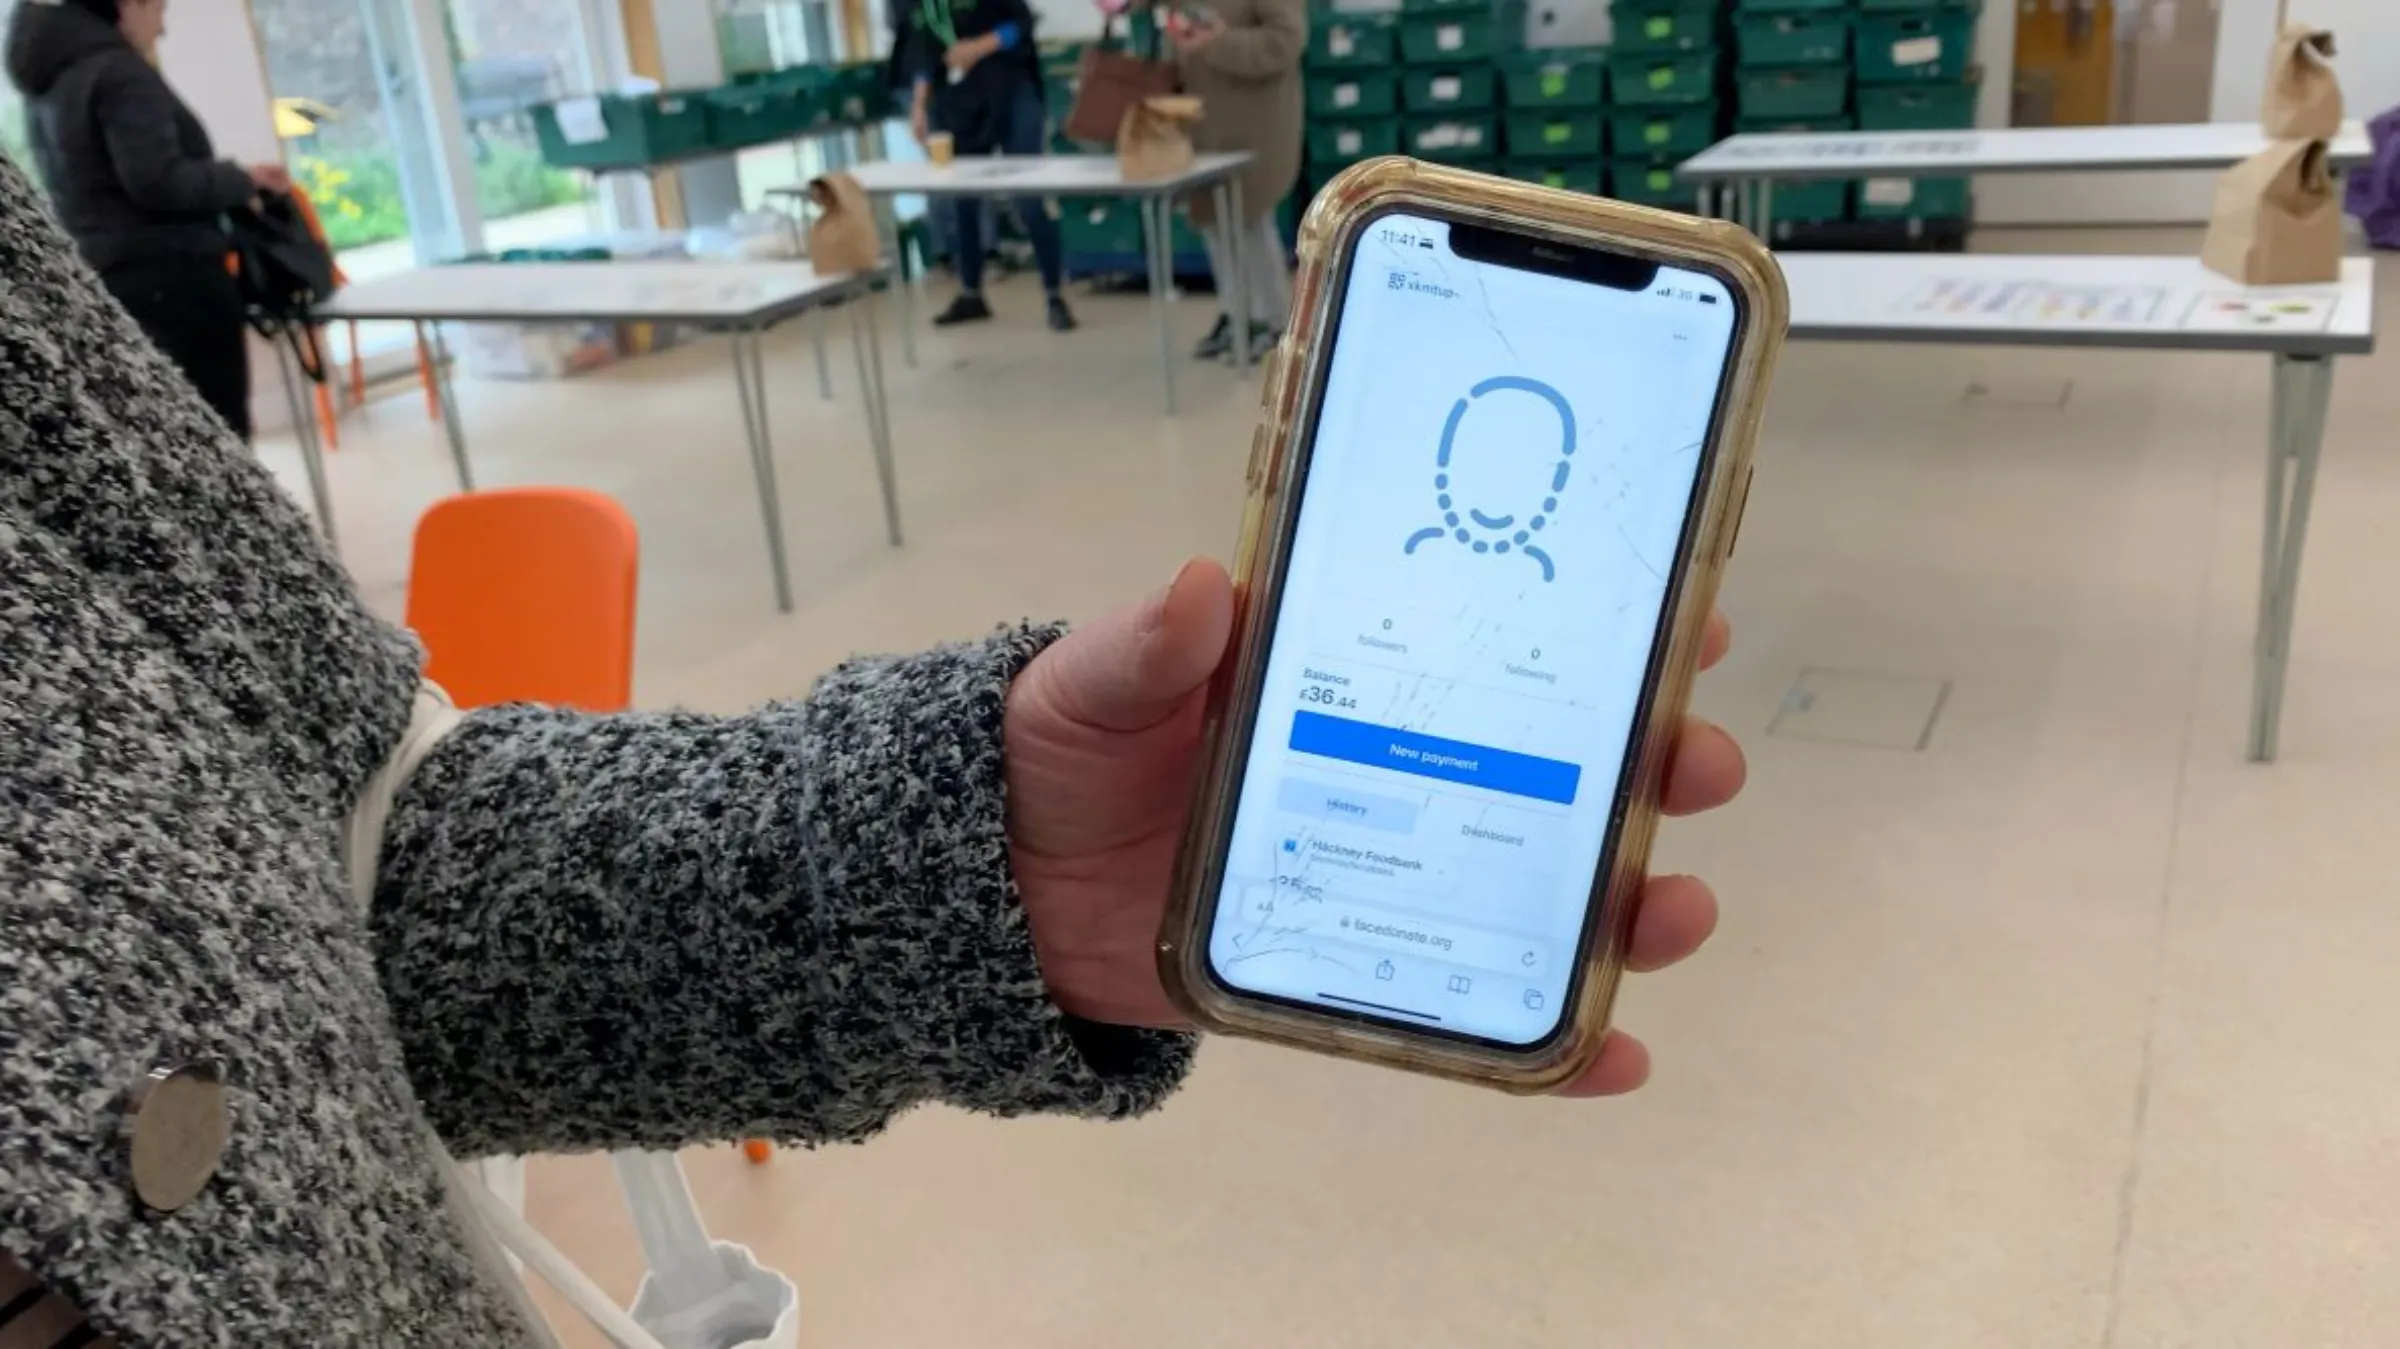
[367,624,1197,1157]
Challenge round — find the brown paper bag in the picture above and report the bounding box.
[801,172,878,275]
[2261,24,2342,140]
[1118,95,1202,182]
[2200,140,2342,286]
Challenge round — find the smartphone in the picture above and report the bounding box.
[1159,159,1787,1092]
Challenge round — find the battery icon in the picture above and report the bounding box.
[1418,238,1435,249]
[1698,293,1719,304]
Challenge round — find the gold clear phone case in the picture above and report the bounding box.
[1157,157,1789,1093]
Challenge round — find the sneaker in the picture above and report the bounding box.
[1191,314,1233,360]
[1046,295,1079,332]
[932,294,993,326]
[1221,322,1280,365]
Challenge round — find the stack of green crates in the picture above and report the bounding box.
[1730,0,1852,228]
[534,92,715,169]
[1304,12,1401,191]
[1395,0,1520,172]
[1606,0,1724,211]
[1498,48,1605,193]
[1851,0,1978,224]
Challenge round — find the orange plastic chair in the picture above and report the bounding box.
[284,185,443,450]
[406,487,638,713]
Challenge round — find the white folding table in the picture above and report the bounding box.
[774,152,1255,415]
[1681,121,2376,236]
[313,260,900,613]
[1780,252,2377,761]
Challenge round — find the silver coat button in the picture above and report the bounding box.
[121,1063,229,1213]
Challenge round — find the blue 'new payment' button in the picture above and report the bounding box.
[1287,710,1582,805]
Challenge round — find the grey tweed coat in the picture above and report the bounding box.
[0,154,1193,1345]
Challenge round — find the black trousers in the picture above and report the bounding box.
[101,254,252,440]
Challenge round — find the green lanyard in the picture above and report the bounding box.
[919,0,957,47]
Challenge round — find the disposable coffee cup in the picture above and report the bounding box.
[927,132,955,165]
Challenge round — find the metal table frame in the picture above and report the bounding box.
[1778,254,2374,762]
[307,266,899,614]
[773,152,1255,416]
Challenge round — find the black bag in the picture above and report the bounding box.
[227,191,339,381]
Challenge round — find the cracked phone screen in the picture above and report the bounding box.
[1207,211,1738,1047]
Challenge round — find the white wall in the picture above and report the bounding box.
[158,3,279,162]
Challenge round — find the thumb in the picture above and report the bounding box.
[1034,557,1234,734]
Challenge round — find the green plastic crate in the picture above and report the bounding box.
[1609,157,1699,210]
[1403,114,1500,162]
[1308,71,1401,118]
[1309,15,1398,68]
[1399,14,1499,64]
[1307,117,1402,162]
[1734,12,1851,66]
[1060,199,1145,254]
[1735,0,1846,10]
[829,61,886,125]
[1736,66,1848,119]
[1506,111,1605,158]
[1859,0,1980,10]
[1499,49,1607,108]
[1854,174,1971,218]
[704,84,809,149]
[735,66,843,126]
[1610,2,1719,54]
[534,92,713,168]
[1610,107,1719,156]
[1856,11,1977,83]
[1758,177,1849,221]
[1503,160,1605,193]
[1855,80,1977,129]
[1403,66,1497,112]
[1402,0,1490,12]
[1607,50,1719,106]
[1735,112,1855,134]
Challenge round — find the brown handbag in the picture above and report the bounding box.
[1063,16,1180,143]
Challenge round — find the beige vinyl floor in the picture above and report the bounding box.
[259,230,2400,1349]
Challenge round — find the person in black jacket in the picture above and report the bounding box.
[4,0,287,438]
[893,0,1077,331]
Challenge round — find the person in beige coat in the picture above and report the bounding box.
[1167,0,1305,362]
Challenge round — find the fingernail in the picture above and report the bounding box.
[1145,557,1201,629]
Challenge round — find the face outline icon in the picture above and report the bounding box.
[1402,375,1575,582]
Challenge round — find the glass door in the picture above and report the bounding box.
[443,0,607,250]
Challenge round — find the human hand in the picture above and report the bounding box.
[945,34,999,71]
[246,163,293,195]
[1004,558,1746,1097]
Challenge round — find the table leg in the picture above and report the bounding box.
[274,336,339,555]
[1696,183,1715,220]
[1147,195,1178,416]
[810,312,834,401]
[1224,177,1253,377]
[2250,352,2335,763]
[848,288,904,547]
[422,321,477,491]
[874,197,917,368]
[1757,180,1777,245]
[731,330,797,612]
